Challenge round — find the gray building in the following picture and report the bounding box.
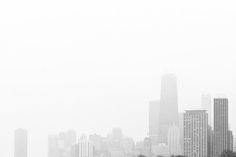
[201,94,212,126]
[184,110,208,157]
[14,128,28,157]
[213,98,233,157]
[159,74,179,143]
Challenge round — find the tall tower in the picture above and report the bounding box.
[201,94,212,126]
[149,100,160,145]
[214,98,232,157]
[184,110,208,157]
[159,74,178,143]
[14,129,28,157]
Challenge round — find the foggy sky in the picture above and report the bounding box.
[0,0,236,157]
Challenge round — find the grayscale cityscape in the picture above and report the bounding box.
[13,74,235,157]
[1,0,236,157]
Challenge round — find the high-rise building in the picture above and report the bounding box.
[201,94,212,126]
[149,100,160,145]
[213,98,232,157]
[159,74,178,143]
[14,128,28,157]
[167,124,181,155]
[184,110,208,157]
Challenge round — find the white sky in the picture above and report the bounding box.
[0,0,236,156]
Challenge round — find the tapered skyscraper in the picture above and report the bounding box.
[159,74,178,143]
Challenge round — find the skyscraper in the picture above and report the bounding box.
[201,94,212,126]
[149,100,160,145]
[159,74,178,143]
[14,128,28,157]
[214,98,232,157]
[184,110,208,157]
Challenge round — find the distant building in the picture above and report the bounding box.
[184,110,208,157]
[213,98,233,157]
[149,100,160,145]
[77,135,94,157]
[89,129,135,157]
[48,130,76,157]
[89,134,104,156]
[14,128,28,157]
[159,74,179,144]
[168,124,181,156]
[201,94,212,126]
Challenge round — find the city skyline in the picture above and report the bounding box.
[14,93,234,157]
[1,0,236,156]
[12,74,235,157]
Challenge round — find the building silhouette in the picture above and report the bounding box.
[14,128,28,157]
[159,74,178,143]
[213,98,233,157]
[201,94,212,126]
[184,110,208,157]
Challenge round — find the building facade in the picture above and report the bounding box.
[184,110,208,157]
[213,98,233,157]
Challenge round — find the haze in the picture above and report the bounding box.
[0,0,236,157]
